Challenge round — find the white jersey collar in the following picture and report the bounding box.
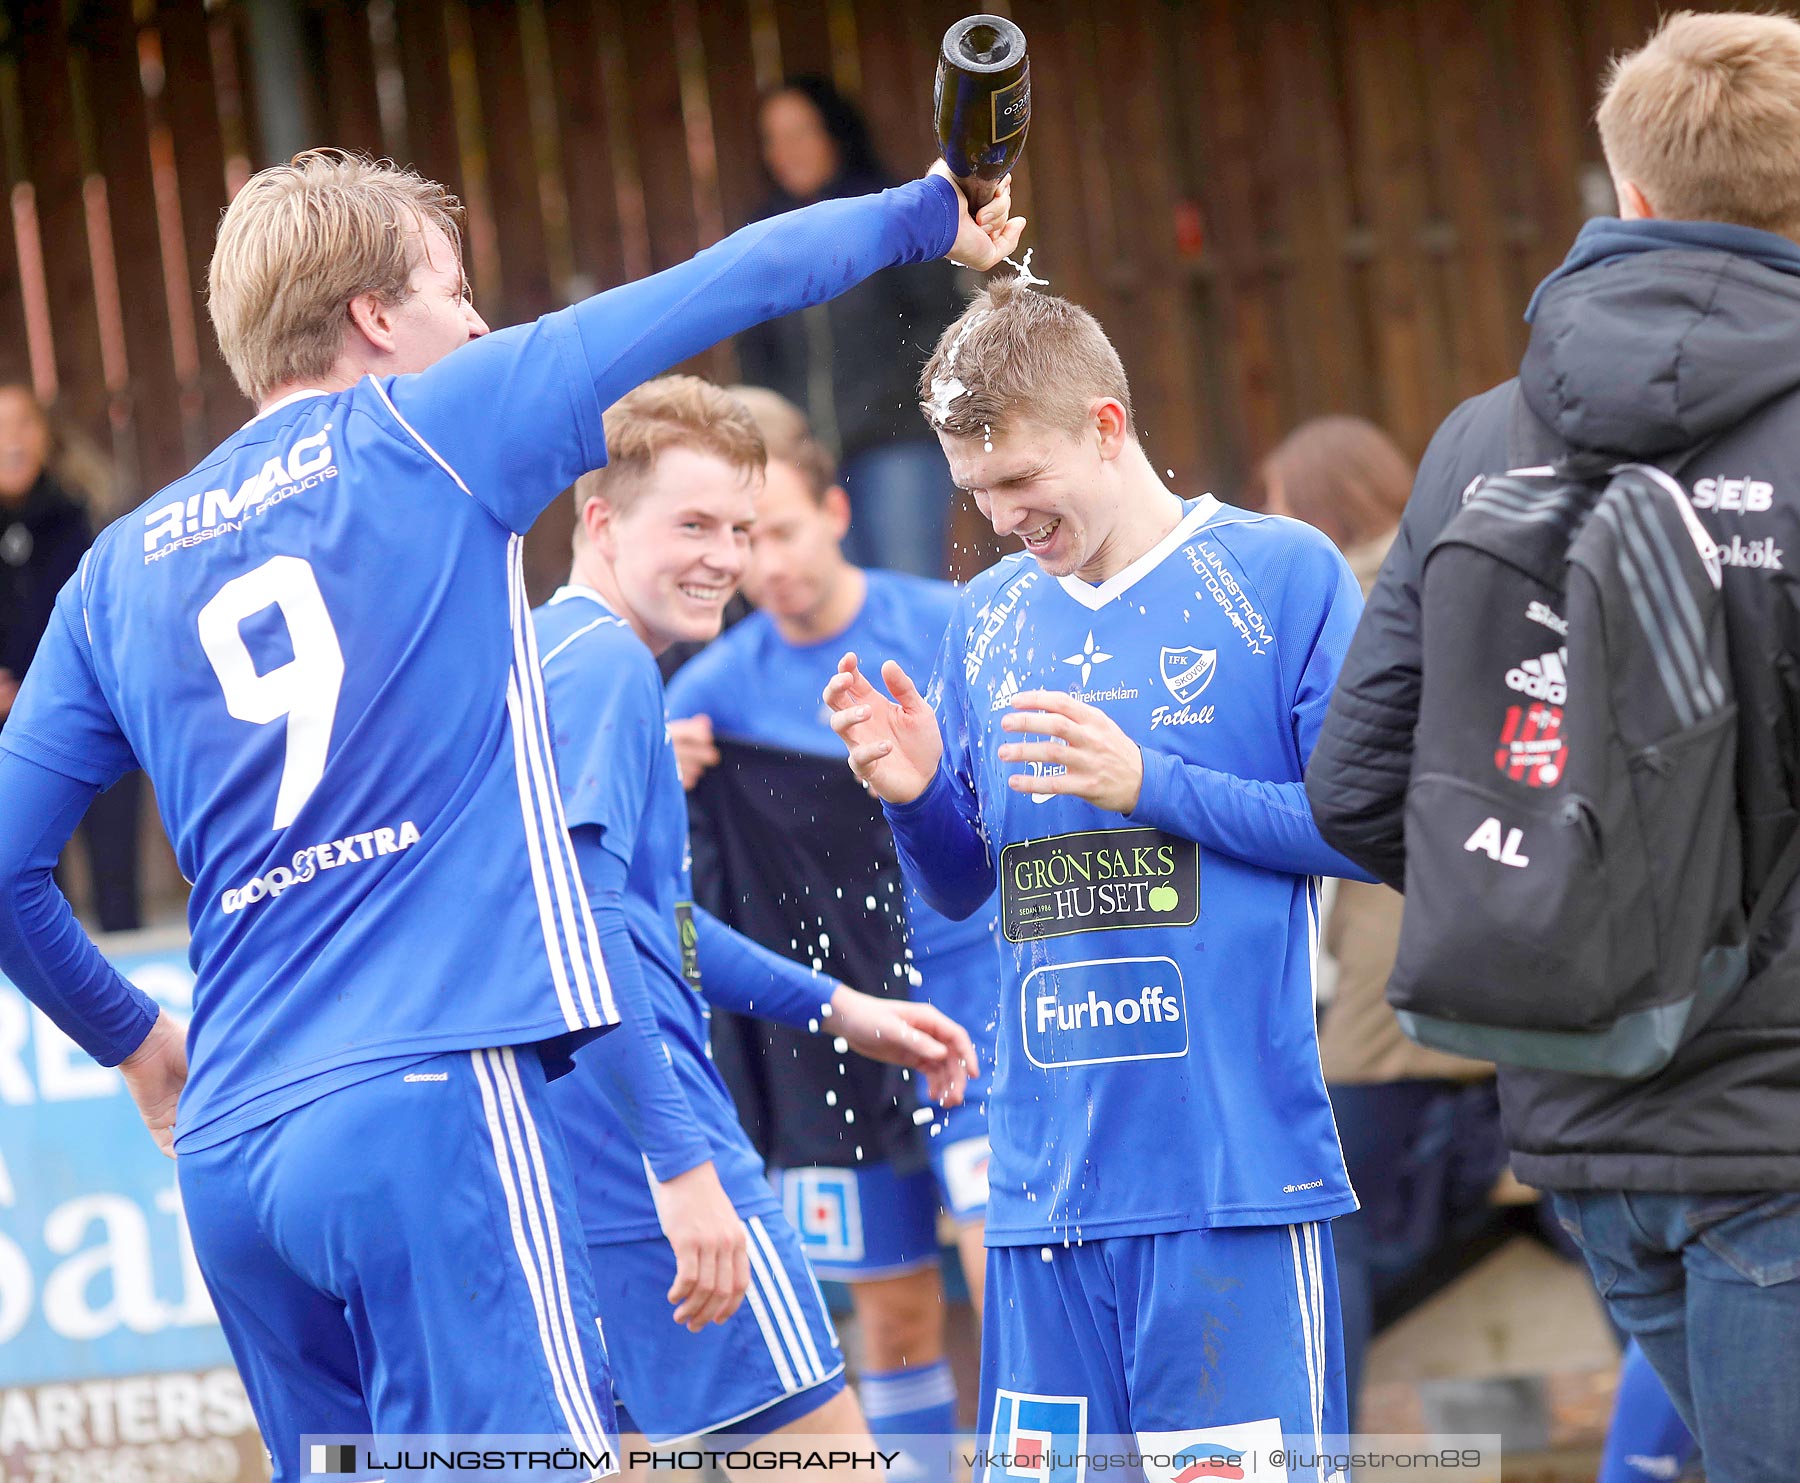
[550,581,616,614]
[1055,494,1220,611]
[244,388,330,427]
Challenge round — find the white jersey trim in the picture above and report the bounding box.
[369,375,615,1033]
[471,1048,610,1453]
[244,387,329,426]
[509,539,613,1029]
[1056,494,1221,610]
[747,1215,827,1386]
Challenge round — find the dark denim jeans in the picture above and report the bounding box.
[1329,1080,1508,1419]
[839,438,954,580]
[1554,1188,1800,1483]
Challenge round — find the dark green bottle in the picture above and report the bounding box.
[934,15,1030,211]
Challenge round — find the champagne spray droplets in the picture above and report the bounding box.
[1005,247,1048,289]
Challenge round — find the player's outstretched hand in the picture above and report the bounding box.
[929,161,1026,272]
[999,689,1146,813]
[119,1009,187,1160]
[669,714,720,791]
[823,653,944,805]
[825,986,978,1108]
[654,1160,750,1332]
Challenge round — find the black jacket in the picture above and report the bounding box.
[1307,229,1800,1192]
[0,473,90,697]
[737,175,964,463]
[689,737,926,1174]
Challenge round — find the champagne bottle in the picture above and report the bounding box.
[934,15,1030,211]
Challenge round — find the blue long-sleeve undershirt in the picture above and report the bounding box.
[690,904,836,1029]
[0,751,159,1063]
[883,766,994,923]
[570,827,714,1183]
[1127,746,1378,882]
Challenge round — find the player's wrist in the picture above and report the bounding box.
[881,760,949,814]
[1118,743,1146,815]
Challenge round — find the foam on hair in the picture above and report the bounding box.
[917,273,1132,440]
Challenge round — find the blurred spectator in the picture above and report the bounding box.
[0,385,141,931]
[739,76,965,578]
[1254,415,1506,1421]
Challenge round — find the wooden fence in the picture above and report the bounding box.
[0,0,1734,592]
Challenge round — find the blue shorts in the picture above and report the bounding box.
[776,1162,940,1280]
[924,1095,991,1223]
[596,1212,846,1443]
[179,1047,617,1482]
[980,1223,1346,1483]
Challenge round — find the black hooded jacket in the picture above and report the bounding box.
[737,171,963,463]
[1307,224,1800,1192]
[0,473,90,704]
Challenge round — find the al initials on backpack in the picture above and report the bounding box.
[1389,402,1794,1077]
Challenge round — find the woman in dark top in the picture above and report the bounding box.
[739,77,965,578]
[0,384,141,931]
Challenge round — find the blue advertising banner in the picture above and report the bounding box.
[0,930,265,1482]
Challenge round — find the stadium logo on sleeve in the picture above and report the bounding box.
[966,568,1039,684]
[1023,958,1188,1069]
[781,1168,864,1263]
[984,1390,1087,1482]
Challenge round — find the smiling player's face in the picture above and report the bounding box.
[605,447,759,652]
[940,415,1111,579]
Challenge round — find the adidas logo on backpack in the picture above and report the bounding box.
[1388,399,1800,1079]
[1505,648,1568,704]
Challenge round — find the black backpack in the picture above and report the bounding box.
[1389,395,1800,1077]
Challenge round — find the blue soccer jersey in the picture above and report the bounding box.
[0,177,958,1154]
[535,587,801,1243]
[667,570,1001,1053]
[891,498,1365,1245]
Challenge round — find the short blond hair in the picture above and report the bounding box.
[918,275,1132,440]
[725,385,836,500]
[1598,11,1800,236]
[571,376,765,538]
[208,149,465,403]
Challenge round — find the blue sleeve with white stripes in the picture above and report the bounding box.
[384,176,958,534]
